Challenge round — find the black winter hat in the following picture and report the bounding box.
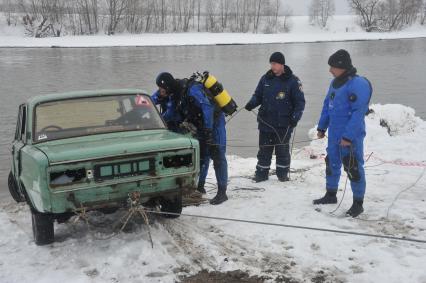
[156,72,179,93]
[328,49,353,70]
[269,52,285,65]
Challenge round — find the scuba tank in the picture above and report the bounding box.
[191,71,238,116]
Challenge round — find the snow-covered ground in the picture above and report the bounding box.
[0,16,425,48]
[1,103,426,283]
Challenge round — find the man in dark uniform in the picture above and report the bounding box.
[245,52,305,182]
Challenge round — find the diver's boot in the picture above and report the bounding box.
[313,190,338,205]
[346,199,364,218]
[210,186,228,205]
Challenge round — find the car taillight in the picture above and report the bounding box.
[50,168,86,187]
[163,154,193,168]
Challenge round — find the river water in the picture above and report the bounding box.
[1,38,425,197]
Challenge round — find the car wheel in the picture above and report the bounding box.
[31,209,54,246]
[160,193,182,218]
[8,171,24,203]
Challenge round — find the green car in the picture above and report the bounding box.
[8,89,199,245]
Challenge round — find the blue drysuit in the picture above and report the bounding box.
[180,83,228,190]
[246,66,305,178]
[151,91,183,132]
[317,69,372,200]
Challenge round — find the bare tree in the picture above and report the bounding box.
[280,4,293,32]
[127,0,139,33]
[400,0,422,25]
[263,0,281,33]
[350,0,423,32]
[421,0,426,25]
[219,0,231,31]
[205,0,219,31]
[105,0,127,35]
[253,0,263,33]
[76,0,99,34]
[2,0,16,26]
[309,0,335,28]
[348,0,381,31]
[182,0,195,32]
[21,0,66,37]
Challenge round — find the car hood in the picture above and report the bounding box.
[34,130,196,164]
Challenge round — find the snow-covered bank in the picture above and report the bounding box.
[1,16,425,48]
[1,104,426,283]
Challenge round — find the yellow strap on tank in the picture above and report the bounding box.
[214,90,232,107]
[204,75,218,89]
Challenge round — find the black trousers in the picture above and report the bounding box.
[256,128,293,178]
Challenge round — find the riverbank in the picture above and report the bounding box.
[1,16,425,48]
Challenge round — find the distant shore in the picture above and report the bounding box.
[1,15,425,48]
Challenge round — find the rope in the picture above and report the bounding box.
[289,127,297,180]
[354,167,426,223]
[386,167,426,219]
[72,193,154,245]
[225,107,244,124]
[144,210,426,244]
[250,109,290,144]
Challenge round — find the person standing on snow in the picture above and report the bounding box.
[244,52,305,183]
[153,72,229,205]
[313,49,373,218]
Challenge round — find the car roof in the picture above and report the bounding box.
[26,89,148,106]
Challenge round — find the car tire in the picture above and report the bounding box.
[31,209,54,246]
[160,193,182,218]
[8,171,24,203]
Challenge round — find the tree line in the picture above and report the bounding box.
[309,0,425,31]
[0,0,292,37]
[1,0,425,37]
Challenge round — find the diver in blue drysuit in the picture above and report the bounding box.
[151,85,183,133]
[313,49,373,218]
[154,72,228,205]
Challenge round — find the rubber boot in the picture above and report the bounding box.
[252,169,269,183]
[278,174,290,182]
[346,199,364,218]
[210,186,228,205]
[313,190,338,205]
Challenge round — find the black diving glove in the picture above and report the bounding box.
[289,119,298,128]
[245,102,254,111]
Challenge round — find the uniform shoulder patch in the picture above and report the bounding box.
[295,77,303,92]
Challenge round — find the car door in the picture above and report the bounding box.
[11,104,27,178]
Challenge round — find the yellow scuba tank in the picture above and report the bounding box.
[201,71,238,116]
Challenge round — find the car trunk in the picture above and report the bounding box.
[34,129,195,165]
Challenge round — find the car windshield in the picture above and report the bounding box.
[34,94,165,142]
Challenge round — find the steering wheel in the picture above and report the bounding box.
[40,125,63,132]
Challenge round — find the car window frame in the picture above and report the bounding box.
[32,93,166,144]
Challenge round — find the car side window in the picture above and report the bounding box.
[15,104,26,140]
[20,105,27,142]
[14,105,23,141]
